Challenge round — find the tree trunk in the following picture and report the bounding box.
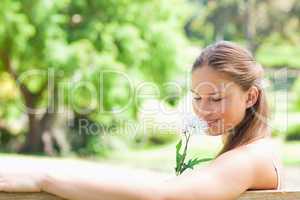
[0,47,61,154]
[0,48,44,153]
[19,113,44,153]
[20,109,65,155]
[1,39,71,155]
[19,84,60,155]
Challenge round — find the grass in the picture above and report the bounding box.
[0,138,299,176]
[103,136,300,173]
[282,141,300,166]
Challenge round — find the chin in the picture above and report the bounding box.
[205,128,223,136]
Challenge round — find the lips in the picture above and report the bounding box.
[206,119,220,127]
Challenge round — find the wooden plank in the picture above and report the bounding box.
[238,190,300,200]
[0,192,64,200]
[0,190,299,200]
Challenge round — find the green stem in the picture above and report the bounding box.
[178,132,191,175]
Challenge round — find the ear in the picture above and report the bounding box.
[245,86,259,108]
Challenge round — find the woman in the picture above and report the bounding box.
[0,41,282,200]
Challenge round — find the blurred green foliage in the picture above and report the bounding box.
[0,0,190,154]
[257,45,300,69]
[292,78,300,111]
[187,0,300,64]
[286,124,300,141]
[131,132,179,149]
[0,0,299,157]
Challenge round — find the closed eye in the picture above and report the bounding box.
[193,97,202,101]
[212,98,222,102]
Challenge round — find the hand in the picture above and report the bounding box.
[0,160,46,192]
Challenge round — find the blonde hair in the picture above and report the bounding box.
[192,41,270,157]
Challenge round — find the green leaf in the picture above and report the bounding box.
[175,140,183,166]
[179,157,214,175]
[180,163,190,174]
[175,154,183,174]
[194,157,214,163]
[190,157,213,168]
[176,139,182,153]
[175,139,183,174]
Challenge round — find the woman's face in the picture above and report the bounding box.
[191,66,251,136]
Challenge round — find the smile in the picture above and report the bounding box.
[206,119,220,127]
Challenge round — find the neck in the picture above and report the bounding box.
[221,131,231,144]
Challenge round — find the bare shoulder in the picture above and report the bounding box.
[208,143,258,189]
[213,138,276,164]
[158,139,279,200]
[210,138,279,189]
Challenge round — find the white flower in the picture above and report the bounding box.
[182,114,207,135]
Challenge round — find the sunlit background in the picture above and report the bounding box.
[0,0,299,188]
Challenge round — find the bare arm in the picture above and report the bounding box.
[0,148,258,200]
[41,148,257,200]
[159,148,256,200]
[41,165,167,200]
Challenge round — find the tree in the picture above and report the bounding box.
[185,0,300,54]
[0,0,189,154]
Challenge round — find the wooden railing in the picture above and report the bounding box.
[0,190,299,200]
[238,190,300,200]
[0,192,62,200]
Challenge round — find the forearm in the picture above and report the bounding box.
[41,168,165,200]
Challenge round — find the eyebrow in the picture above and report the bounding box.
[190,89,221,95]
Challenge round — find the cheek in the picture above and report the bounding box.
[222,97,246,129]
[207,97,246,135]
